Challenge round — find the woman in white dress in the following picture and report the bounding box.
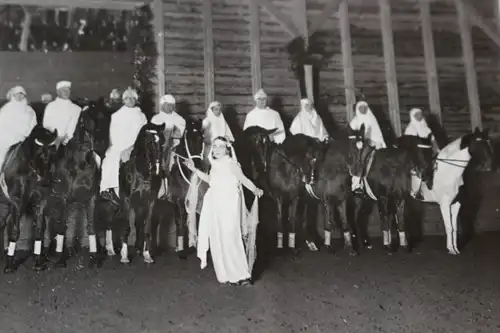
[184,136,263,286]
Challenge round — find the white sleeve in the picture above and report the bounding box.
[404,124,416,136]
[349,117,359,130]
[42,103,54,129]
[64,108,82,143]
[176,114,186,135]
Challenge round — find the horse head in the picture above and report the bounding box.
[347,123,371,176]
[466,127,493,172]
[29,125,59,181]
[282,134,324,185]
[183,119,205,168]
[133,123,166,178]
[396,134,434,182]
[242,126,276,174]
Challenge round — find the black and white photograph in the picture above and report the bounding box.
[0,0,499,332]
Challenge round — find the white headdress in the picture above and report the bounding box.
[350,101,386,149]
[254,89,267,101]
[122,87,139,100]
[204,101,234,142]
[160,94,176,105]
[41,93,53,103]
[405,108,432,138]
[56,81,71,90]
[6,85,26,100]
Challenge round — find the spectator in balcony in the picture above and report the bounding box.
[0,85,37,171]
[43,81,82,146]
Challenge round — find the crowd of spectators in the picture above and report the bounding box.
[0,6,135,52]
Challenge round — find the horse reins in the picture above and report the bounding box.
[174,135,205,185]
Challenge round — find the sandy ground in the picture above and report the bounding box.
[0,234,499,333]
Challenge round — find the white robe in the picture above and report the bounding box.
[289,108,328,141]
[100,105,147,191]
[349,106,386,150]
[0,100,37,170]
[43,97,82,145]
[197,156,252,283]
[202,111,234,143]
[243,107,286,144]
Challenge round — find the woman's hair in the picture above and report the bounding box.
[211,136,232,159]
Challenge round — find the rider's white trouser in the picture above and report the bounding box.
[351,175,362,191]
[0,144,11,172]
[411,175,423,197]
[100,145,130,192]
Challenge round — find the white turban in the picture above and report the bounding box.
[56,81,71,90]
[254,89,267,100]
[160,94,176,105]
[122,87,139,100]
[6,85,27,100]
[41,93,53,103]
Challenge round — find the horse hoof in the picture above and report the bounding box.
[106,247,116,256]
[4,257,16,273]
[364,242,373,250]
[33,256,46,271]
[324,245,335,254]
[306,241,319,252]
[447,249,460,255]
[120,257,130,264]
[401,246,412,254]
[348,249,359,257]
[383,246,393,255]
[143,258,154,264]
[177,251,188,260]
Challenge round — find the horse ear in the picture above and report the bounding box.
[158,123,166,132]
[360,123,365,135]
[427,133,432,140]
[474,127,480,134]
[266,128,278,135]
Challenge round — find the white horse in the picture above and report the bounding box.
[412,128,493,255]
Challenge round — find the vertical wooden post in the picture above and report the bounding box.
[249,0,262,94]
[379,0,401,136]
[19,6,34,52]
[153,0,165,111]
[455,0,482,130]
[203,0,215,107]
[419,0,442,124]
[292,0,312,102]
[339,0,356,122]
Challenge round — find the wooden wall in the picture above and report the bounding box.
[0,52,133,100]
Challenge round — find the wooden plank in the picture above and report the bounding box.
[253,0,301,37]
[249,0,262,93]
[153,0,165,110]
[456,0,500,49]
[419,0,442,124]
[1,0,146,10]
[379,0,401,136]
[292,0,311,102]
[454,0,482,130]
[309,0,344,36]
[339,0,356,121]
[203,0,215,107]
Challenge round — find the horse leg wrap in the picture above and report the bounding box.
[34,240,42,255]
[277,232,283,249]
[177,236,184,252]
[383,230,391,246]
[343,232,352,246]
[120,243,129,263]
[7,242,16,256]
[288,233,296,248]
[55,235,64,253]
[324,230,331,246]
[89,235,97,253]
[398,232,407,247]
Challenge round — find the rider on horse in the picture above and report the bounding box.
[100,87,147,205]
[0,85,37,172]
[404,108,440,197]
[42,81,82,147]
[349,101,387,195]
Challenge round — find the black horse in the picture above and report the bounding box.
[241,126,323,256]
[98,122,167,264]
[44,107,102,269]
[162,119,205,259]
[351,128,434,253]
[1,125,58,272]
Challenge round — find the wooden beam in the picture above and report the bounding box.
[419,0,442,125]
[203,0,215,107]
[0,0,147,10]
[291,0,313,102]
[455,0,482,130]
[19,6,35,52]
[456,0,500,50]
[309,0,344,36]
[253,0,301,37]
[379,0,401,136]
[152,0,164,111]
[249,0,262,93]
[339,0,356,122]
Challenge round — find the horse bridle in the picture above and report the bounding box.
[174,135,205,185]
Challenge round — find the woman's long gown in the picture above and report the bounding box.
[197,156,251,284]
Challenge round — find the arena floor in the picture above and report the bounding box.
[0,234,499,333]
